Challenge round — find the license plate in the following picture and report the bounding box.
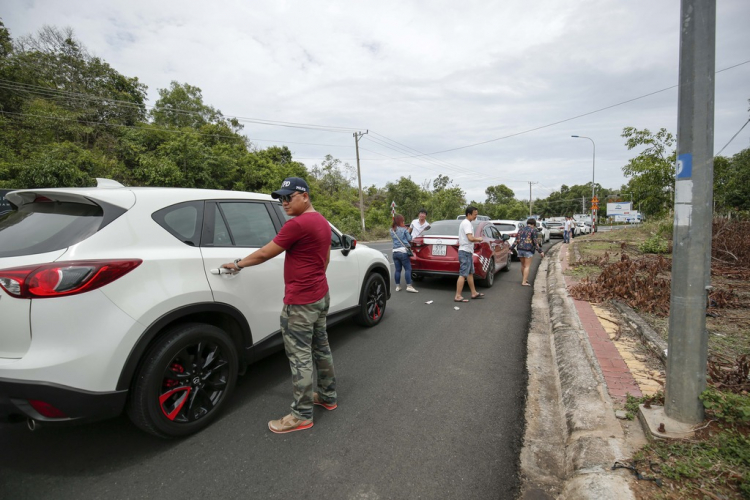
[432,244,446,256]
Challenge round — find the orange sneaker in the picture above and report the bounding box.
[268,414,313,434]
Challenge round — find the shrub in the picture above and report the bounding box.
[639,234,670,254]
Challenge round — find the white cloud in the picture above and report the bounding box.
[3,0,749,204]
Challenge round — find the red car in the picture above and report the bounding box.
[409,219,512,287]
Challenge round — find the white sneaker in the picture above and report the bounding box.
[395,286,401,292]
[406,285,418,293]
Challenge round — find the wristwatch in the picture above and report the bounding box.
[233,258,244,270]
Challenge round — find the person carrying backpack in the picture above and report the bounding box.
[510,218,545,286]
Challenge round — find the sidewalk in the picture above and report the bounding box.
[559,244,643,403]
[520,240,658,500]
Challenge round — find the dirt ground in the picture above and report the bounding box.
[563,223,750,499]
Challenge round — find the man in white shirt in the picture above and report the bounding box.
[455,206,485,302]
[563,217,572,244]
[409,209,430,239]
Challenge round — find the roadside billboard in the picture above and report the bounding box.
[0,189,13,215]
[606,202,632,216]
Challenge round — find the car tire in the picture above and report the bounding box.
[354,272,387,327]
[502,252,512,272]
[478,259,495,288]
[127,323,238,439]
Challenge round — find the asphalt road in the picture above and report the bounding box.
[0,240,551,500]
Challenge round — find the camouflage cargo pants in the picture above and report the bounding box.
[280,292,337,421]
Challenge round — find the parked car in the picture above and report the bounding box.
[0,180,391,438]
[410,219,511,287]
[491,219,525,260]
[535,220,550,243]
[547,221,564,238]
[576,221,591,235]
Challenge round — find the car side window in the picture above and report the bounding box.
[483,227,494,239]
[152,201,204,247]
[491,227,501,239]
[218,202,277,248]
[331,230,343,249]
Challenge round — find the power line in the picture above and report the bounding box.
[0,78,362,133]
[388,59,750,158]
[362,135,474,178]
[716,118,750,156]
[0,109,356,150]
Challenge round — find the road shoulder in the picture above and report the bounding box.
[520,242,636,499]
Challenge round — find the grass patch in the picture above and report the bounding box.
[633,389,750,499]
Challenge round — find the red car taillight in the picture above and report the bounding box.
[0,260,142,299]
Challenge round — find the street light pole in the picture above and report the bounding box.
[572,135,596,226]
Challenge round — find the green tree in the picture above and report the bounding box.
[150,81,237,131]
[714,147,750,214]
[386,176,426,221]
[426,185,465,221]
[485,184,515,205]
[621,127,676,217]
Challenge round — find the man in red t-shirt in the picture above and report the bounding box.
[222,177,337,433]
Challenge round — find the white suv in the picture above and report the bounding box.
[0,180,391,438]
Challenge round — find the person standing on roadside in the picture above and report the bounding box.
[563,216,572,244]
[511,218,545,286]
[455,206,485,302]
[222,177,337,434]
[391,214,419,293]
[409,209,431,239]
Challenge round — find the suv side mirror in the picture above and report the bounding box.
[342,234,357,256]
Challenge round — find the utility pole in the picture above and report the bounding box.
[582,196,585,213]
[353,130,368,234]
[528,181,538,217]
[666,0,716,424]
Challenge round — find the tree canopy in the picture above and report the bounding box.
[1,21,748,238]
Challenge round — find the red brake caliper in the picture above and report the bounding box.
[160,363,190,420]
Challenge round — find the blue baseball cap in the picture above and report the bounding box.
[271,177,310,199]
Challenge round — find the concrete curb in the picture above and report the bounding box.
[611,300,668,364]
[520,243,635,500]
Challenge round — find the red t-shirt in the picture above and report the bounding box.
[272,211,331,305]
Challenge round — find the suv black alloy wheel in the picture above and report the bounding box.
[354,273,387,327]
[127,323,238,438]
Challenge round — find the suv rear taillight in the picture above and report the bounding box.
[0,260,142,299]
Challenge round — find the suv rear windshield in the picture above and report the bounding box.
[0,201,104,257]
[493,223,517,232]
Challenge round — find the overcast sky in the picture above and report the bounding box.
[4,0,749,203]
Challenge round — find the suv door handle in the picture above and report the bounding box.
[210,268,239,276]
